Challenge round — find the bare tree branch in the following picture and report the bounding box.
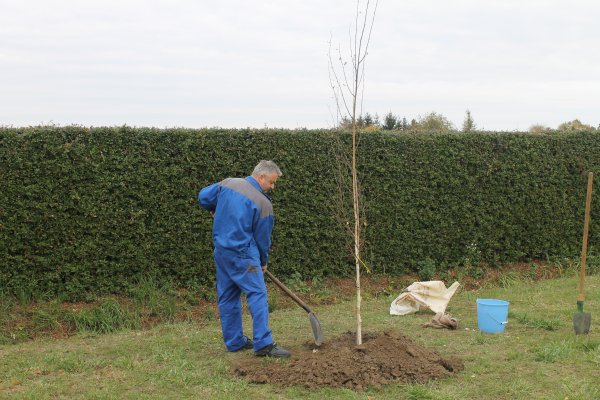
[328,40,353,118]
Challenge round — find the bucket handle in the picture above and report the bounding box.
[485,311,508,326]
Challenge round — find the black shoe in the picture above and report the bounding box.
[254,343,291,358]
[232,337,253,352]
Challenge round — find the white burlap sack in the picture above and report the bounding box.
[390,281,460,316]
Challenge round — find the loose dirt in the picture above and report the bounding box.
[233,329,464,391]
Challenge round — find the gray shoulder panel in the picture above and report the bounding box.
[220,178,273,218]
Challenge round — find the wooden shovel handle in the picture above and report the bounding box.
[264,269,312,314]
[578,172,594,302]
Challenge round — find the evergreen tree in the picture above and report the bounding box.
[462,110,476,132]
[382,112,397,130]
[396,117,409,131]
[357,115,366,127]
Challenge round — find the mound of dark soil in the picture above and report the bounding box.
[233,330,463,391]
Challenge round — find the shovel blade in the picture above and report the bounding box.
[308,312,324,346]
[573,312,591,335]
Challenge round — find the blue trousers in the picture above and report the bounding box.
[214,249,273,351]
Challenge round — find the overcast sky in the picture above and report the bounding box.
[1,0,599,131]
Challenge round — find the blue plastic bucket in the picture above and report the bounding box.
[476,299,509,333]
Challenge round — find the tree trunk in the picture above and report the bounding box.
[352,115,362,345]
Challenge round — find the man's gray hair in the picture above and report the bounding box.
[252,160,282,177]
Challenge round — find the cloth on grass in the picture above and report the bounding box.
[390,281,460,316]
[422,312,459,330]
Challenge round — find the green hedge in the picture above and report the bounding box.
[0,126,598,299]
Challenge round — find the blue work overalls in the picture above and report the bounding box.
[199,176,274,351]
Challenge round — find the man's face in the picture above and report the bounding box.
[257,172,279,192]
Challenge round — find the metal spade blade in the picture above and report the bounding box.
[573,311,591,335]
[265,269,324,346]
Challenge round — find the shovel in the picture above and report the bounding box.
[574,171,593,335]
[264,269,324,346]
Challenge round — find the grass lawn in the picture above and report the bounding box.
[1,274,600,399]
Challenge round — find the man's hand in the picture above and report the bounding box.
[210,211,215,218]
[262,265,267,272]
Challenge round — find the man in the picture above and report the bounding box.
[198,160,291,358]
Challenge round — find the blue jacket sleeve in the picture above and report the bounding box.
[254,213,274,266]
[198,182,220,212]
